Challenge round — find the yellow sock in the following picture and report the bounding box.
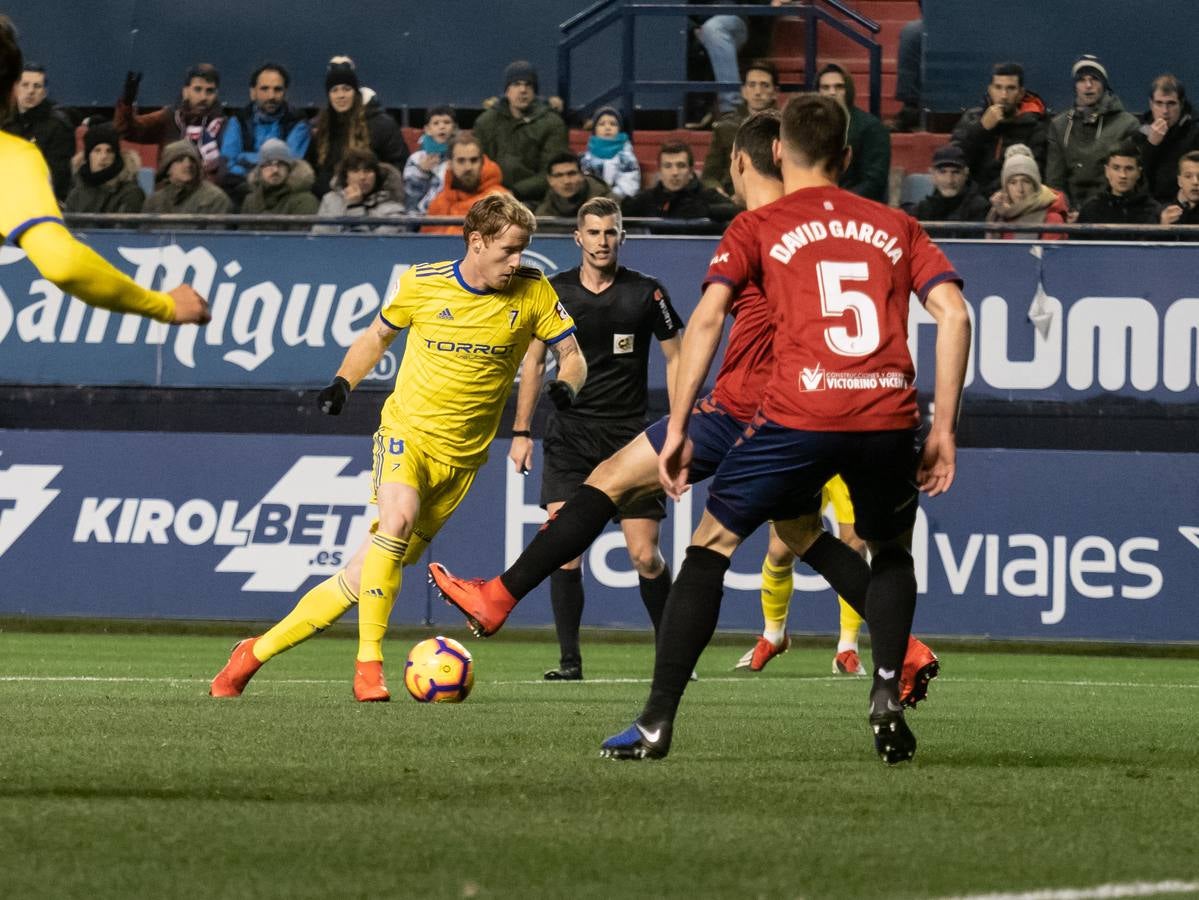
[254,573,357,662]
[760,558,794,640]
[357,532,408,663]
[838,596,864,651]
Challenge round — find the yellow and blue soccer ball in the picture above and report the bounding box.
[403,636,474,703]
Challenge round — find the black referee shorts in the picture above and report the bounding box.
[539,414,667,522]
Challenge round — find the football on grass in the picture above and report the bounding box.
[403,636,474,703]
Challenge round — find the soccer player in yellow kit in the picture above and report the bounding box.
[0,17,208,325]
[738,476,870,674]
[210,194,586,701]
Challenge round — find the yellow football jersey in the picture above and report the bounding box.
[0,131,174,321]
[379,259,575,467]
[0,130,65,245]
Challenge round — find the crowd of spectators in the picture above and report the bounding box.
[5,42,1199,240]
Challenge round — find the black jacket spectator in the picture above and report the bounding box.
[951,90,1050,196]
[1133,110,1199,205]
[3,96,75,199]
[621,174,736,232]
[912,182,990,228]
[1077,186,1161,240]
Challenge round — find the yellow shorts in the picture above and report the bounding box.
[370,427,479,566]
[821,475,855,525]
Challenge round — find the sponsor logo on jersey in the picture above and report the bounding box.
[613,333,635,354]
[799,365,908,391]
[0,462,62,557]
[554,301,570,321]
[437,308,454,320]
[422,339,514,356]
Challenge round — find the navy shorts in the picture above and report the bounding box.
[705,419,922,541]
[643,396,750,486]
[541,414,666,521]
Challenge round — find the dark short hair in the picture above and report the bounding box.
[22,60,44,76]
[546,151,580,174]
[1,15,23,107]
[658,140,693,167]
[992,62,1024,86]
[732,109,782,180]
[426,105,457,123]
[337,146,380,181]
[577,196,621,229]
[250,62,289,89]
[184,63,219,87]
[1179,150,1199,172]
[448,132,481,155]
[742,59,779,87]
[1150,73,1186,103]
[780,93,847,170]
[1105,142,1141,165]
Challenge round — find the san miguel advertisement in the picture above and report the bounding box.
[1,432,1196,642]
[1,234,1199,403]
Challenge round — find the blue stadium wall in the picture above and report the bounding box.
[2,234,1198,643]
[5,0,684,110]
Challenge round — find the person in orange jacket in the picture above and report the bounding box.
[422,134,510,234]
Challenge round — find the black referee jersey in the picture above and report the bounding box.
[548,266,683,419]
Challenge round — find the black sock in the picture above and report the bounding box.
[641,547,729,724]
[801,531,870,618]
[549,568,584,670]
[501,485,617,599]
[864,546,917,700]
[638,566,672,635]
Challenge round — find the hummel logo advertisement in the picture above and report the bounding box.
[0,461,62,557]
[878,668,896,680]
[800,365,907,391]
[437,308,454,320]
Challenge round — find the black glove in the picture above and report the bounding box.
[317,376,351,415]
[544,379,576,411]
[121,71,142,106]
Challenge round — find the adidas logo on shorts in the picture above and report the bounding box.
[437,308,454,320]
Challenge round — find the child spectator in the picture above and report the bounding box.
[579,106,640,200]
[986,144,1068,240]
[403,106,457,213]
[64,121,145,215]
[313,147,405,234]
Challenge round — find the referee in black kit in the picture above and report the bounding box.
[510,196,683,680]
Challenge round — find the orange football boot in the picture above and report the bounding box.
[734,634,791,671]
[899,636,940,708]
[209,637,263,698]
[353,660,390,702]
[427,563,517,637]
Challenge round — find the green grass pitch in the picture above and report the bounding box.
[1,630,1196,900]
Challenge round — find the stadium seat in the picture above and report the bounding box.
[899,172,932,208]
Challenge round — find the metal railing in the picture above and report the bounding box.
[558,1,883,126]
[60,212,1199,241]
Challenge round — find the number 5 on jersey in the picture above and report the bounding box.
[817,260,880,357]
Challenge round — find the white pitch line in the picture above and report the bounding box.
[936,878,1199,900]
[0,675,1196,690]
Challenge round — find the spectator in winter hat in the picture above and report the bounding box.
[987,143,1068,240]
[579,106,640,200]
[64,120,146,215]
[240,137,319,227]
[1046,54,1139,207]
[472,59,569,203]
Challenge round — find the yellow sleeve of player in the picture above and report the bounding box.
[0,134,175,324]
[531,276,576,344]
[378,266,419,331]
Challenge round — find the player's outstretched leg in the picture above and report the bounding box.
[209,571,358,697]
[600,546,729,761]
[430,484,619,636]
